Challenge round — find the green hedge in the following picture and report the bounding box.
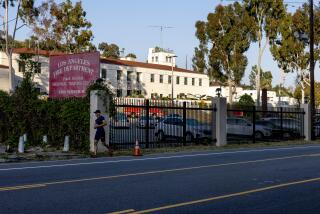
[0,79,114,152]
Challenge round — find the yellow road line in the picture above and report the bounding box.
[1,153,320,192]
[129,177,320,214]
[108,209,135,214]
[0,184,46,192]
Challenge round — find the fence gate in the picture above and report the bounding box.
[109,98,215,150]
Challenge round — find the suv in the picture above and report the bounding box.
[227,117,272,139]
[155,118,211,142]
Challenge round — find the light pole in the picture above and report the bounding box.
[309,0,315,140]
[170,55,177,103]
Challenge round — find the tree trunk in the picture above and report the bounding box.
[228,80,233,104]
[256,35,268,107]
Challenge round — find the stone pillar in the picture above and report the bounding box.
[90,90,110,153]
[212,97,227,147]
[302,103,311,141]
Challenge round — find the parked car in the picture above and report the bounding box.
[155,118,211,142]
[124,107,143,118]
[138,116,157,128]
[256,120,300,139]
[110,113,130,128]
[314,122,320,137]
[261,117,302,137]
[227,117,272,139]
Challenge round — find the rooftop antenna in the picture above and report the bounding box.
[148,25,174,48]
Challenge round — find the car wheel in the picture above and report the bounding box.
[186,132,194,143]
[157,131,165,142]
[255,131,264,140]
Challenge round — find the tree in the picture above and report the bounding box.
[126,53,136,59]
[194,2,254,103]
[192,21,207,73]
[98,42,120,58]
[239,94,255,106]
[249,65,273,90]
[1,0,38,91]
[244,0,286,106]
[30,0,95,52]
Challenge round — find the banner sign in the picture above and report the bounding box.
[49,52,100,98]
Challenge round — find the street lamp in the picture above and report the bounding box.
[169,55,177,103]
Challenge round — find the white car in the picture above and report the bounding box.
[110,113,130,128]
[227,117,272,139]
[155,117,211,142]
[138,116,157,128]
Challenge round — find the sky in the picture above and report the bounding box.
[14,0,318,89]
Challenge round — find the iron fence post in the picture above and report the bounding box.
[252,105,256,144]
[183,102,187,146]
[146,99,150,148]
[280,107,283,140]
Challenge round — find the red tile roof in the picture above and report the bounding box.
[13,48,65,57]
[12,48,205,75]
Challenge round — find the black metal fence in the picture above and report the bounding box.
[109,98,214,150]
[314,109,320,138]
[227,105,305,144]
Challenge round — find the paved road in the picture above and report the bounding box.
[1,145,320,214]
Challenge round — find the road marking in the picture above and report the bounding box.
[0,184,46,192]
[1,153,320,192]
[129,177,320,213]
[109,209,135,214]
[2,145,320,171]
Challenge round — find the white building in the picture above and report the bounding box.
[147,48,176,66]
[0,48,209,99]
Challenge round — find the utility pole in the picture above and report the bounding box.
[309,0,315,140]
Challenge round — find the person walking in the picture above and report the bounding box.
[93,110,113,157]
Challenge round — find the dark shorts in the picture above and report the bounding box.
[95,131,105,142]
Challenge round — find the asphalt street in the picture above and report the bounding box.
[1,145,320,214]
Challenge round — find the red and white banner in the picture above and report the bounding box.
[49,52,100,98]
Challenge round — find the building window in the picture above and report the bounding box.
[176,76,180,85]
[127,90,132,96]
[151,74,155,82]
[160,75,163,83]
[152,57,154,62]
[184,77,188,85]
[166,57,168,62]
[101,68,107,79]
[19,61,25,73]
[155,56,158,62]
[117,70,122,81]
[168,76,172,84]
[168,57,171,63]
[35,62,41,74]
[137,90,142,95]
[192,78,195,86]
[137,72,141,83]
[127,71,133,82]
[117,89,122,97]
[199,78,202,86]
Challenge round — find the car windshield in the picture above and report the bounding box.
[256,121,275,128]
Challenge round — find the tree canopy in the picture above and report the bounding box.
[194,2,254,103]
[30,0,95,52]
[249,65,273,90]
